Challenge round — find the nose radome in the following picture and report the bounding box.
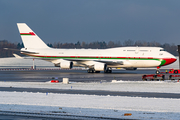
[162,58,177,66]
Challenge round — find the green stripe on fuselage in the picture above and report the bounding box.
[159,59,166,66]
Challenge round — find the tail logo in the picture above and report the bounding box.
[20,32,35,36]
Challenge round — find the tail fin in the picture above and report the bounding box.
[17,23,49,49]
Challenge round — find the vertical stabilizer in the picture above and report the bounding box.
[17,23,49,49]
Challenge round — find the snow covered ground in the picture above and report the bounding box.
[0,81,180,119]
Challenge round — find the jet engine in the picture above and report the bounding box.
[125,67,137,70]
[94,63,107,71]
[54,59,73,69]
[60,60,73,69]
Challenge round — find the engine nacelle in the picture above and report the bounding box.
[125,67,137,70]
[60,61,73,69]
[94,63,107,71]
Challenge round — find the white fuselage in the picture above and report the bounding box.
[22,46,176,68]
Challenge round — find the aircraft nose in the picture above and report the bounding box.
[162,57,177,66]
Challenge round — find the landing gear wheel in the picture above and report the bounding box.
[88,69,101,73]
[156,70,160,74]
[87,68,95,73]
[104,67,112,73]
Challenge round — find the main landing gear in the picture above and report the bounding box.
[104,67,112,73]
[87,67,112,73]
[87,68,100,73]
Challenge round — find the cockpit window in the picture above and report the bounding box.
[160,49,165,51]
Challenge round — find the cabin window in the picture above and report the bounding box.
[160,49,165,51]
[140,50,148,52]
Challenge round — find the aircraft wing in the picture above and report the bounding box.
[73,60,123,66]
[50,59,124,67]
[11,52,125,68]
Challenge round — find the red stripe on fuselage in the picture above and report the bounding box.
[20,32,35,35]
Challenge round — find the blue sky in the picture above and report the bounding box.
[0,0,180,44]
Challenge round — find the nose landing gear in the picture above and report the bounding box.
[156,70,160,74]
[156,66,160,74]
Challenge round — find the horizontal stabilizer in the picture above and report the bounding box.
[13,54,23,59]
[4,48,39,54]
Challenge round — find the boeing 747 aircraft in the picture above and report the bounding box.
[6,23,177,73]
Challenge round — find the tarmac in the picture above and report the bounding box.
[0,69,159,82]
[0,69,179,99]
